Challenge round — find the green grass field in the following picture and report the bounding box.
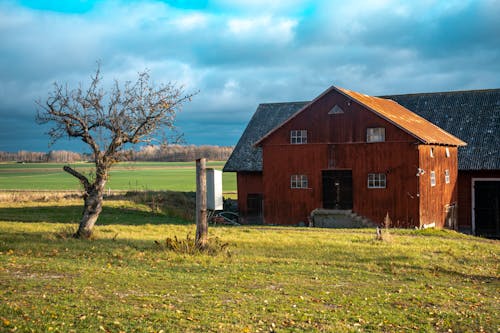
[0,197,499,332]
[0,162,236,193]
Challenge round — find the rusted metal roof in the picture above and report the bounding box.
[336,87,467,146]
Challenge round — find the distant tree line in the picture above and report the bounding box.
[0,145,233,163]
[0,150,84,163]
[122,144,234,162]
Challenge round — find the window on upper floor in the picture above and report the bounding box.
[290,130,307,144]
[367,173,386,188]
[430,171,436,187]
[444,169,450,184]
[445,147,450,158]
[366,128,385,143]
[291,174,308,189]
[430,147,434,158]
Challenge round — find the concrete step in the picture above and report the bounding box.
[311,208,376,228]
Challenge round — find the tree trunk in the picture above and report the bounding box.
[74,185,104,239]
[64,164,108,239]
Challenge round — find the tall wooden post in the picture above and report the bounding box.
[196,158,208,249]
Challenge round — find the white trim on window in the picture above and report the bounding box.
[291,174,308,189]
[445,147,450,158]
[367,173,386,188]
[430,147,434,158]
[366,128,385,142]
[290,130,307,144]
[444,169,450,184]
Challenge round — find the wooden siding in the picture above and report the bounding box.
[418,146,459,228]
[333,143,420,227]
[262,144,325,225]
[236,172,263,224]
[262,142,421,226]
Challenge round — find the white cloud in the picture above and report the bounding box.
[171,12,209,31]
[227,16,297,43]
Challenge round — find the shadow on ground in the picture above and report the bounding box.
[0,204,190,225]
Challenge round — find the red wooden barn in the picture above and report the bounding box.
[224,88,500,233]
[225,86,466,229]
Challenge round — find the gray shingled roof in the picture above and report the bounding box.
[223,102,308,172]
[224,89,500,172]
[387,89,500,170]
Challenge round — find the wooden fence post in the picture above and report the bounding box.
[196,158,208,249]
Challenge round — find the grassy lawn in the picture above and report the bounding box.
[0,161,236,193]
[0,198,499,332]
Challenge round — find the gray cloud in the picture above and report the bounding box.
[1,0,499,152]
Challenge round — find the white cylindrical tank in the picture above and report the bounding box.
[206,168,223,210]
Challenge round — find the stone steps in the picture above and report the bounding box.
[310,209,376,228]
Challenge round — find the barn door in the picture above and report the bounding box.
[322,170,353,209]
[445,203,457,230]
[474,180,500,238]
[246,193,263,224]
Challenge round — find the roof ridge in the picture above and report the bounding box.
[259,101,310,106]
[381,88,500,98]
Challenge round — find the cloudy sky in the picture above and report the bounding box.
[1,0,499,152]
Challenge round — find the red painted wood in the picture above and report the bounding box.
[237,172,263,224]
[237,89,463,228]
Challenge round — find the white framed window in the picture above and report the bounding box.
[444,169,450,184]
[367,173,386,188]
[366,128,385,142]
[430,147,434,158]
[445,147,450,158]
[290,130,307,144]
[430,171,436,187]
[291,175,308,189]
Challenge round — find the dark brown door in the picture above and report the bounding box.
[474,181,500,238]
[246,193,263,224]
[322,170,353,209]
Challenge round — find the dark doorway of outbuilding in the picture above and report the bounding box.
[246,193,263,224]
[322,170,353,209]
[473,180,500,238]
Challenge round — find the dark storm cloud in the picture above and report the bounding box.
[0,0,499,152]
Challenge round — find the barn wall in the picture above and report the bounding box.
[236,172,263,223]
[333,143,420,227]
[261,142,421,226]
[262,144,327,225]
[418,146,459,228]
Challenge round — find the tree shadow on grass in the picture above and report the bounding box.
[0,205,191,225]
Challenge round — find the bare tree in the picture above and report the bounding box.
[36,65,196,238]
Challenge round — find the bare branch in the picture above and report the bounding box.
[63,166,91,192]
